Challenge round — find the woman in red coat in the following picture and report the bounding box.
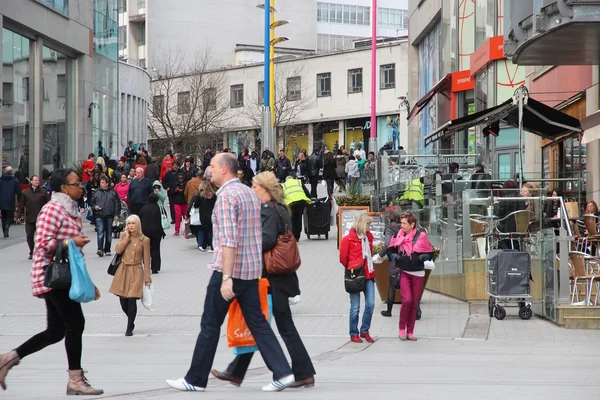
[159,152,174,182]
[339,213,375,343]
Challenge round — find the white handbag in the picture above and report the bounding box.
[190,207,201,226]
[142,284,154,311]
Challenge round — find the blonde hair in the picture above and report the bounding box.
[125,214,143,237]
[352,213,373,235]
[253,172,286,204]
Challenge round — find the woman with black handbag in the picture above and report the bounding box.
[0,169,103,396]
[339,213,376,344]
[210,172,316,389]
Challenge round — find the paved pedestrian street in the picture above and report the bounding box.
[2,221,600,400]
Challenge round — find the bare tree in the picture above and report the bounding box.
[243,63,314,153]
[148,47,229,157]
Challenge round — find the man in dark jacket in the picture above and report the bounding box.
[90,176,121,256]
[201,147,215,171]
[0,167,23,238]
[124,141,137,168]
[275,150,292,182]
[112,158,131,185]
[128,168,153,216]
[162,161,181,223]
[306,150,322,198]
[146,157,160,182]
[17,175,48,258]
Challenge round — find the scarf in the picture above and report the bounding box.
[51,192,80,219]
[358,233,374,274]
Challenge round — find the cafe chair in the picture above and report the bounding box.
[493,210,534,250]
[470,217,489,258]
[568,251,600,305]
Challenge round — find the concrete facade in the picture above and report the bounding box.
[118,61,150,154]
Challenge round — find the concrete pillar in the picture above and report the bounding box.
[338,120,344,148]
[0,17,3,171]
[30,37,44,178]
[74,54,94,162]
[587,65,600,203]
[308,123,314,153]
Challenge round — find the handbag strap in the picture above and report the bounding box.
[270,202,291,234]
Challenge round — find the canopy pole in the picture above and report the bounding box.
[514,86,528,188]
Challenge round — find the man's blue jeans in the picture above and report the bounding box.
[349,279,375,336]
[95,216,113,253]
[184,271,292,388]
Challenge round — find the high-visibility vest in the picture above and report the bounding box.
[399,178,424,204]
[281,179,312,205]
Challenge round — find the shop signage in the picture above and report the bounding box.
[407,154,477,167]
[451,70,475,92]
[470,36,505,76]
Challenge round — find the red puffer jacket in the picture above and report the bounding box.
[339,228,375,280]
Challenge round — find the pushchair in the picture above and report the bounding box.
[113,200,129,238]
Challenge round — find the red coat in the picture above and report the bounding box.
[339,229,375,280]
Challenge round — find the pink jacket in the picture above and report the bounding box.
[114,182,129,201]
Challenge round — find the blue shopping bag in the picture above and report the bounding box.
[232,294,273,355]
[68,240,96,303]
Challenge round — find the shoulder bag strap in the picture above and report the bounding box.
[271,202,290,234]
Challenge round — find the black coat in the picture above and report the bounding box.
[18,186,48,222]
[146,163,160,182]
[90,188,121,218]
[171,182,187,204]
[323,159,337,179]
[306,153,322,178]
[494,190,526,234]
[138,203,165,238]
[294,159,307,178]
[193,194,217,226]
[275,157,292,180]
[261,202,300,311]
[162,170,180,196]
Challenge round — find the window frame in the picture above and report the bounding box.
[286,76,302,101]
[257,81,265,105]
[347,68,363,94]
[153,94,164,117]
[316,72,331,97]
[380,63,396,89]
[230,84,244,108]
[204,87,217,111]
[177,91,190,115]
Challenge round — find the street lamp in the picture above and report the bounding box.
[256,1,289,152]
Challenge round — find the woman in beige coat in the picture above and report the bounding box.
[109,214,151,336]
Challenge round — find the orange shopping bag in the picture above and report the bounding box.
[227,278,270,349]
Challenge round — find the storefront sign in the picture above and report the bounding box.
[451,70,475,92]
[470,36,505,76]
[406,154,477,167]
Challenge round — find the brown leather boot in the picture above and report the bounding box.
[66,370,104,396]
[0,350,20,390]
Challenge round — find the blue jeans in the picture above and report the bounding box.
[349,279,375,336]
[95,216,113,253]
[184,271,292,388]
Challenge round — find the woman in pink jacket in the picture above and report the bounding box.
[114,174,130,203]
[389,212,433,341]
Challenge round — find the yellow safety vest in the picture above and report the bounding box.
[281,179,312,205]
[399,178,424,205]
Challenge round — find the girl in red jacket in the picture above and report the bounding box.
[339,213,375,343]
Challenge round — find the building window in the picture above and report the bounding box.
[378,8,408,30]
[138,59,146,69]
[204,87,217,111]
[22,78,29,101]
[258,81,264,105]
[380,64,395,89]
[37,0,69,15]
[317,73,331,97]
[317,33,362,52]
[348,68,363,93]
[118,26,127,52]
[177,91,190,114]
[118,0,126,13]
[230,84,244,108]
[153,95,164,117]
[317,3,370,26]
[137,0,145,11]
[287,77,301,101]
[138,23,145,46]
[57,75,67,97]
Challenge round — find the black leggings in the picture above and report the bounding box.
[385,275,397,313]
[119,297,138,331]
[16,290,85,370]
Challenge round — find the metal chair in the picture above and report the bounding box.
[568,251,600,305]
[470,217,489,258]
[493,210,534,250]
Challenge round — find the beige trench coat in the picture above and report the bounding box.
[109,233,151,299]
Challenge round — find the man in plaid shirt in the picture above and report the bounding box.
[167,153,293,393]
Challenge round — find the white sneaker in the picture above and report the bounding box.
[289,295,301,305]
[262,374,294,392]
[166,378,205,392]
[199,247,206,252]
[208,248,214,253]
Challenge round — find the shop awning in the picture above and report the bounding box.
[407,73,451,122]
[582,110,600,144]
[424,96,582,147]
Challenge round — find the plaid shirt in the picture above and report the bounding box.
[208,178,263,280]
[31,201,83,297]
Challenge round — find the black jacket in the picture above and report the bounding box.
[193,194,217,226]
[323,159,337,179]
[261,202,300,311]
[90,188,121,218]
[171,182,187,204]
[162,170,180,196]
[18,186,49,222]
[127,177,153,205]
[202,151,215,171]
[494,189,526,234]
[124,146,137,164]
[294,159,307,178]
[138,202,165,239]
[181,165,197,182]
[146,163,160,182]
[275,157,292,180]
[306,153,322,178]
[0,173,22,211]
[86,180,100,206]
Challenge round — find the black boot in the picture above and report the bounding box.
[125,299,137,336]
[2,225,9,238]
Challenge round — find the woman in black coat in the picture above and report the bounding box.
[193,181,217,251]
[323,151,337,197]
[373,212,402,317]
[211,172,316,388]
[138,193,165,274]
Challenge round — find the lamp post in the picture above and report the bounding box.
[369,0,378,156]
[257,1,288,152]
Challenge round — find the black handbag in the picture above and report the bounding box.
[43,240,71,290]
[392,268,401,289]
[107,253,122,276]
[344,266,366,293]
